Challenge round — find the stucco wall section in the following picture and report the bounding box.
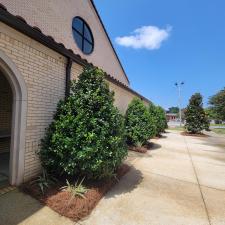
[107,81,149,114]
[1,0,129,85]
[107,81,134,115]
[71,66,145,115]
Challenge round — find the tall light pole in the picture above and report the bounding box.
[175,82,184,127]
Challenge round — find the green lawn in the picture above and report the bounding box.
[167,126,225,135]
[167,126,185,131]
[212,128,225,135]
[210,124,225,127]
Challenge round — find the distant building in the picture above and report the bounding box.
[166,113,178,121]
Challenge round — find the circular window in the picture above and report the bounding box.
[72,17,94,54]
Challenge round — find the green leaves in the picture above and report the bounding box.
[61,178,88,199]
[39,66,127,180]
[185,93,209,133]
[149,103,167,136]
[30,168,57,195]
[125,98,156,147]
[124,99,167,147]
[208,87,225,121]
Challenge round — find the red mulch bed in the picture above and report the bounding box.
[152,136,160,140]
[181,131,209,137]
[128,141,154,153]
[152,134,163,139]
[21,164,130,222]
[129,146,147,153]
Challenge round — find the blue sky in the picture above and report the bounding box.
[94,0,225,109]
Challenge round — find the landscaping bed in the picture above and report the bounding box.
[129,146,147,153]
[21,164,130,222]
[128,141,154,153]
[19,67,168,222]
[181,131,209,137]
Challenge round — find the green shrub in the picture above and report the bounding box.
[149,104,167,136]
[61,178,88,199]
[185,93,209,133]
[39,67,127,179]
[148,103,160,136]
[208,87,225,121]
[30,168,57,195]
[125,98,155,147]
[156,106,168,133]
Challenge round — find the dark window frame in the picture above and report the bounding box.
[72,17,94,54]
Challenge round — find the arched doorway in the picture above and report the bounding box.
[0,50,27,186]
[0,73,12,187]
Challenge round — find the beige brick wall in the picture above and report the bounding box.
[1,0,129,85]
[0,23,69,181]
[0,22,147,182]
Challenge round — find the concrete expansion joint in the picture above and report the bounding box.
[0,186,16,196]
[199,184,225,192]
[142,170,199,185]
[143,168,225,192]
[183,136,212,225]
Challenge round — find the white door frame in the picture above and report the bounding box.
[0,50,27,185]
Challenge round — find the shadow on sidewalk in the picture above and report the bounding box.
[0,189,43,225]
[105,166,143,199]
[146,142,162,151]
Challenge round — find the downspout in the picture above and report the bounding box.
[65,57,73,98]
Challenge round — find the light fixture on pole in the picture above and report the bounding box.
[175,82,184,126]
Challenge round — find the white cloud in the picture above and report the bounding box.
[115,25,172,50]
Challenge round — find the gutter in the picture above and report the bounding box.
[65,58,73,98]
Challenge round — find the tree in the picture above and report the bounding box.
[208,87,225,121]
[184,93,209,133]
[39,67,127,179]
[125,98,156,147]
[157,106,168,132]
[205,108,217,120]
[168,107,179,114]
[148,103,159,135]
[149,104,167,136]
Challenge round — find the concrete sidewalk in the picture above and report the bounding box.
[0,130,224,225]
[0,189,74,225]
[81,130,225,225]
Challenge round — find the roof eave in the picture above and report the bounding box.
[0,4,151,104]
[89,0,130,85]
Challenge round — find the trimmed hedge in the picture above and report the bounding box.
[155,106,167,133]
[125,98,156,147]
[149,103,167,136]
[39,67,127,179]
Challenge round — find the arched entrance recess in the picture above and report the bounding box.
[0,50,27,185]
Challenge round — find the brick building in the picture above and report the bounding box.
[166,113,178,121]
[0,0,150,186]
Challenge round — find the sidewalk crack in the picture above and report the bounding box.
[183,136,212,225]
